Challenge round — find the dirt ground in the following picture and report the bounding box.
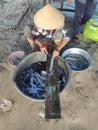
[0,0,98,130]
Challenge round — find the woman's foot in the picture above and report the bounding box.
[72,35,79,43]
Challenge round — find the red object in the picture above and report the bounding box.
[44,43,55,49]
[7,51,25,67]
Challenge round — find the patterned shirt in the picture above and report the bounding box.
[31,25,70,41]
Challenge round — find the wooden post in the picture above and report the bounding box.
[43,0,51,6]
[61,0,64,9]
[45,54,61,119]
[43,0,46,6]
[49,0,51,4]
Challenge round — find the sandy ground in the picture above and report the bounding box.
[0,1,98,130]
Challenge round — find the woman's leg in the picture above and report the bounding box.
[81,0,97,25]
[73,0,85,35]
[24,26,35,50]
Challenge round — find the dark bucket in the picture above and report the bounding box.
[13,52,72,101]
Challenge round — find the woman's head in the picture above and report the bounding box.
[34,4,65,30]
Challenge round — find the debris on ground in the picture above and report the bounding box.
[0,99,13,113]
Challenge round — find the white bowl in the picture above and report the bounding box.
[61,48,92,72]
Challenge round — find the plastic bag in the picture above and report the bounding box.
[83,18,98,42]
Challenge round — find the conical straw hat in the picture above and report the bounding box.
[34,4,65,30]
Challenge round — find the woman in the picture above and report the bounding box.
[24,4,70,57]
[72,0,98,42]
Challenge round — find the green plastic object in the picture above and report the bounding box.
[83,18,98,42]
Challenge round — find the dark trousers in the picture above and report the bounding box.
[73,0,97,35]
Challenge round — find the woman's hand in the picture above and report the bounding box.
[40,47,48,54]
[53,50,59,57]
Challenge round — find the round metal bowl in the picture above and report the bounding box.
[7,51,25,67]
[61,48,92,72]
[13,52,72,101]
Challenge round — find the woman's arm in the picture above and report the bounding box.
[55,38,69,51]
[35,40,48,54]
[53,38,69,57]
